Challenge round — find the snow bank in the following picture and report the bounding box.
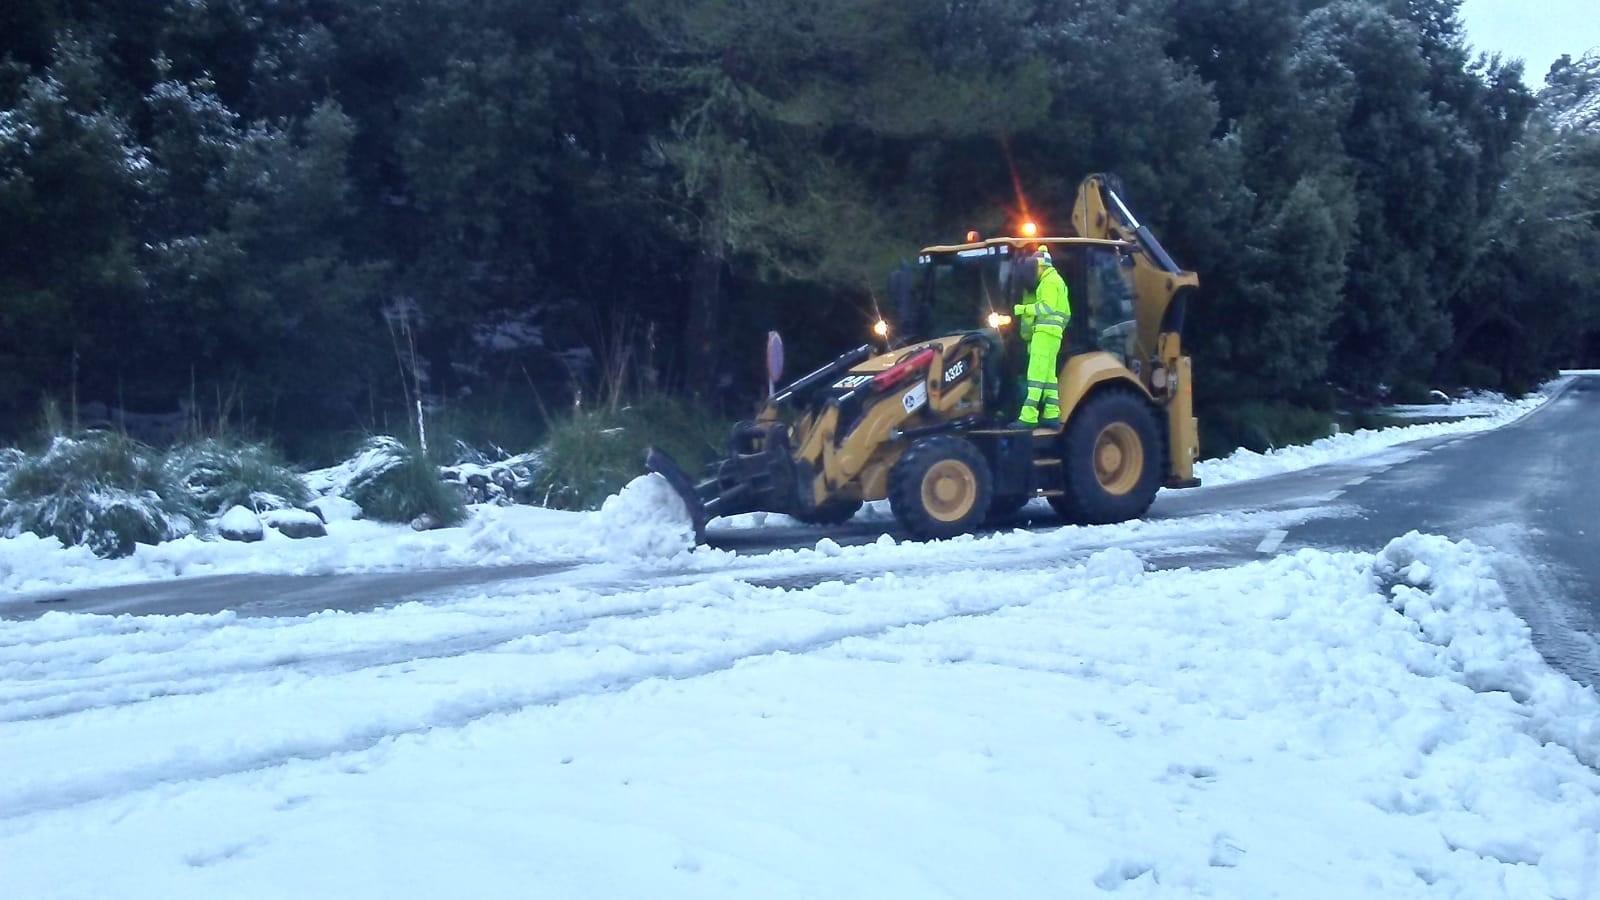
[1195,381,1561,486]
[0,486,720,596]
[0,505,597,595]
[596,474,696,561]
[1381,388,1521,420]
[1376,533,1600,767]
[1,535,1595,897]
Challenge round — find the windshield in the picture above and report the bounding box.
[901,261,1008,340]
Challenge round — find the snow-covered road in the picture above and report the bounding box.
[4,535,1597,898]
[0,377,1562,604]
[4,377,1598,898]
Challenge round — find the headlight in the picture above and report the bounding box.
[872,319,889,338]
[986,312,1012,329]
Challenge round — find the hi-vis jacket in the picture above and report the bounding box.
[1014,265,1071,340]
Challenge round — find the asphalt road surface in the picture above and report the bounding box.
[6,374,1597,683]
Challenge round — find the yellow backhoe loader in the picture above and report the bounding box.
[647,173,1201,541]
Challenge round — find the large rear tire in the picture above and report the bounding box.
[985,493,1031,524]
[1054,389,1162,525]
[1046,493,1079,522]
[889,436,993,539]
[790,497,863,526]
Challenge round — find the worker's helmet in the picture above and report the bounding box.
[1036,246,1053,267]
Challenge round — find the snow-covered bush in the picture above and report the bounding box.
[303,435,408,497]
[0,447,24,481]
[0,433,199,558]
[323,436,466,527]
[163,439,310,515]
[439,448,544,505]
[532,395,724,510]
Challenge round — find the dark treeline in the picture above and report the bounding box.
[2,0,1597,459]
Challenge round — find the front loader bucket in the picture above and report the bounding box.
[644,447,710,543]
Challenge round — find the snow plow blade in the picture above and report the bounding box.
[644,447,711,543]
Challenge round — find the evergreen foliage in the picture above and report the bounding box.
[531,394,727,511]
[0,0,1595,459]
[0,433,200,558]
[163,439,311,516]
[339,437,468,527]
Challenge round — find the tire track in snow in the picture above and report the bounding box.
[2,517,1302,722]
[0,510,1327,820]
[2,568,787,722]
[1,599,663,723]
[0,555,1132,822]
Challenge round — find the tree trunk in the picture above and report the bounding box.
[684,217,725,401]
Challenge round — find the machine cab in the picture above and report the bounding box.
[885,236,1145,420]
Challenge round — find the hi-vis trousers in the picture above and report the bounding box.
[1017,331,1062,425]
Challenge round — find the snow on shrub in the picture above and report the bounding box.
[309,436,465,527]
[532,395,725,511]
[0,447,24,480]
[163,439,311,515]
[0,433,199,558]
[302,435,410,497]
[439,448,544,505]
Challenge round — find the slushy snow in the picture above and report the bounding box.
[1,534,1596,897]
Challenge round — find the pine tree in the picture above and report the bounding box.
[0,36,148,423]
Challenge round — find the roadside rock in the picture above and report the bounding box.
[308,495,363,523]
[263,509,328,539]
[216,505,264,543]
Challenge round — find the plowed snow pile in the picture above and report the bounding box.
[2,534,1596,898]
[596,474,696,560]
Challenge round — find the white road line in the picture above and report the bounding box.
[1324,489,1345,501]
[1256,529,1289,554]
[1345,475,1370,486]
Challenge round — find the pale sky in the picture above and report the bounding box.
[1459,0,1600,83]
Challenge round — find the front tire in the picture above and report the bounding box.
[889,436,993,539]
[790,497,863,526]
[1055,389,1163,525]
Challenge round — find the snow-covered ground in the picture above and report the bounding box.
[1381,389,1526,420]
[2,534,1595,897]
[0,377,1573,596]
[0,475,701,596]
[1191,380,1563,487]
